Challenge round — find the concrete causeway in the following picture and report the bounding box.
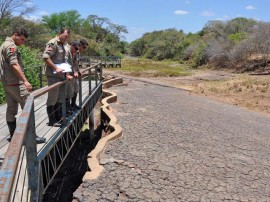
[74,78,270,201]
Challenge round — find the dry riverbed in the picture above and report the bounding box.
[104,68,270,115]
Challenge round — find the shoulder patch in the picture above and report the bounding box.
[10,47,15,53]
[46,44,54,51]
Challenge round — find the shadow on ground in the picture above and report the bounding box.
[42,125,103,202]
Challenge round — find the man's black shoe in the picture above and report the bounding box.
[36,136,46,144]
[72,104,81,110]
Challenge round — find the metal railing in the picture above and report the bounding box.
[0,62,103,202]
[85,56,121,68]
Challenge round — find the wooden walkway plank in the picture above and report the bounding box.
[0,80,100,200]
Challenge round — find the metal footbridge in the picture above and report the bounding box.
[0,62,103,201]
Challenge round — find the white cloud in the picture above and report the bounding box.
[23,10,50,21]
[24,15,40,21]
[200,10,215,17]
[174,10,189,15]
[25,2,34,6]
[245,5,256,10]
[185,1,191,4]
[38,11,50,16]
[215,15,230,21]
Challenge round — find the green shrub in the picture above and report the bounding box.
[0,83,5,104]
[19,45,44,90]
[0,45,44,104]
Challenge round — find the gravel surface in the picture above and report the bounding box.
[74,78,270,201]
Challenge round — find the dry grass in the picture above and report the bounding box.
[193,75,270,114]
[119,58,191,77]
[105,58,270,115]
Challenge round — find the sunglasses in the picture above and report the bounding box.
[17,35,26,42]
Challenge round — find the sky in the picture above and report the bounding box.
[27,0,270,43]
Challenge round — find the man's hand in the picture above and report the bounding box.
[66,74,73,80]
[11,64,32,92]
[55,67,63,74]
[74,71,79,78]
[24,80,33,92]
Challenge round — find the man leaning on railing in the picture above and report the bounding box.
[0,27,46,144]
[65,40,81,114]
[43,28,73,126]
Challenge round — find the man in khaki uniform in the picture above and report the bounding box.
[0,27,46,143]
[43,28,72,126]
[65,41,80,112]
[69,39,89,109]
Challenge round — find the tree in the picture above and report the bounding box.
[129,28,185,60]
[227,17,257,34]
[0,16,50,50]
[129,39,146,56]
[86,15,127,43]
[42,10,83,34]
[0,0,36,20]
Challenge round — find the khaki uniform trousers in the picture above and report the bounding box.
[66,79,75,99]
[66,78,79,99]
[4,84,29,122]
[46,77,65,106]
[74,78,79,94]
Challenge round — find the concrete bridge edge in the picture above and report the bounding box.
[83,77,123,180]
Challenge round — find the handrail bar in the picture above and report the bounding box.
[0,62,102,202]
[0,96,34,201]
[31,64,97,99]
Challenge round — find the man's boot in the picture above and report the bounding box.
[7,119,46,144]
[46,105,59,126]
[71,93,81,110]
[36,136,46,144]
[7,120,16,140]
[66,98,73,115]
[54,103,62,122]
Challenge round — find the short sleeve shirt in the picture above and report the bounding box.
[0,37,23,85]
[65,44,79,72]
[42,36,66,77]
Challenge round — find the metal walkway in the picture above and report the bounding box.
[0,63,103,201]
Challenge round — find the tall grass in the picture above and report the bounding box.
[118,58,191,77]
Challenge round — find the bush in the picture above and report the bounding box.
[0,45,44,104]
[19,45,44,90]
[0,83,5,104]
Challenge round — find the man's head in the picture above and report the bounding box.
[12,27,28,46]
[58,28,70,44]
[70,41,81,55]
[79,39,89,52]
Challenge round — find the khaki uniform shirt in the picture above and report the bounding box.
[0,37,24,85]
[65,44,79,73]
[42,36,66,78]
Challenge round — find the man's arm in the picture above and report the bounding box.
[11,63,32,92]
[43,58,63,73]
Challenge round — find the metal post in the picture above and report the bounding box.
[77,51,82,107]
[99,63,102,83]
[39,65,43,88]
[95,66,98,87]
[79,73,83,106]
[60,83,67,126]
[89,111,95,148]
[25,104,40,202]
[88,69,92,95]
